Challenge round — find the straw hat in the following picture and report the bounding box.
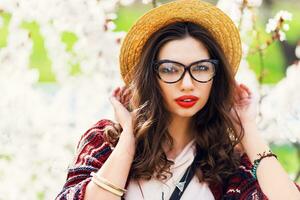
[119,0,242,85]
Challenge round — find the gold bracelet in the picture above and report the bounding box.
[91,172,126,196]
[92,172,127,193]
[91,175,124,197]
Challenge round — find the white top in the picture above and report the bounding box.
[124,139,215,200]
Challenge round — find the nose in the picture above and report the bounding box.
[180,71,194,91]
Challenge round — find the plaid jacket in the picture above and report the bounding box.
[56,119,300,200]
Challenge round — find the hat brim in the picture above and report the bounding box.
[119,0,242,85]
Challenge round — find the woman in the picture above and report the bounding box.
[56,0,300,199]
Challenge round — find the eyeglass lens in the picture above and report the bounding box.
[157,60,215,83]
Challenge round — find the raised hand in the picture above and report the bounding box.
[231,81,258,126]
[109,86,134,133]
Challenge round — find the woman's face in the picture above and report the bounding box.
[157,36,213,118]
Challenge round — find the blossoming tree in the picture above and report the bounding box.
[0,0,299,199]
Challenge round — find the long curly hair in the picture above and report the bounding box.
[104,21,244,186]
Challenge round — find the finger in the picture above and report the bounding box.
[239,83,249,92]
[119,86,126,96]
[122,88,132,103]
[234,84,243,102]
[233,91,240,104]
[241,88,248,99]
[115,88,122,102]
[119,85,128,96]
[240,84,252,97]
[110,95,122,107]
[121,85,127,91]
[113,87,120,96]
[122,94,129,104]
[233,82,240,94]
[113,88,121,102]
[110,98,126,121]
[235,83,248,100]
[110,95,123,106]
[240,83,249,90]
[124,94,131,105]
[119,88,126,104]
[122,87,131,97]
[240,85,252,99]
[122,86,132,102]
[109,97,121,123]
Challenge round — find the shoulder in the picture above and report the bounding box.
[223,153,268,199]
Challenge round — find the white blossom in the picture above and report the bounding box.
[106,21,117,31]
[265,10,292,34]
[0,0,299,199]
[275,10,292,21]
[266,18,277,33]
[259,63,300,143]
[234,0,262,7]
[106,12,118,20]
[217,0,261,46]
[217,0,242,26]
[142,0,152,4]
[0,0,123,198]
[278,30,286,41]
[296,44,300,59]
[120,0,135,6]
[247,0,263,7]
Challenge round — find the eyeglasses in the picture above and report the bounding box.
[153,59,218,84]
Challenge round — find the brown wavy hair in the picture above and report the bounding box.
[104,21,244,186]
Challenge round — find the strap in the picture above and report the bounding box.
[169,153,200,200]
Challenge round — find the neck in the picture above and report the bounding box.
[164,115,195,160]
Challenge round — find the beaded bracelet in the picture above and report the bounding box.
[251,150,277,179]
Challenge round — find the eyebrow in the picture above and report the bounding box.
[155,58,213,65]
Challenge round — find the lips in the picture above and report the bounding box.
[175,95,199,108]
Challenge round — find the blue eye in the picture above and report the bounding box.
[193,65,209,71]
[161,67,177,73]
[158,64,180,74]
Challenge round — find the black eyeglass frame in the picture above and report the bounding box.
[153,59,219,84]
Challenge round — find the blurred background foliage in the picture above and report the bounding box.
[0,0,299,183]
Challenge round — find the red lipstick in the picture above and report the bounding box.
[175,95,199,108]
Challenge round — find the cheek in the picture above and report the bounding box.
[158,82,169,103]
[198,83,213,104]
[161,87,173,105]
[158,83,175,110]
[205,84,213,98]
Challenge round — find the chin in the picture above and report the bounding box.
[172,109,199,118]
[166,103,204,118]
